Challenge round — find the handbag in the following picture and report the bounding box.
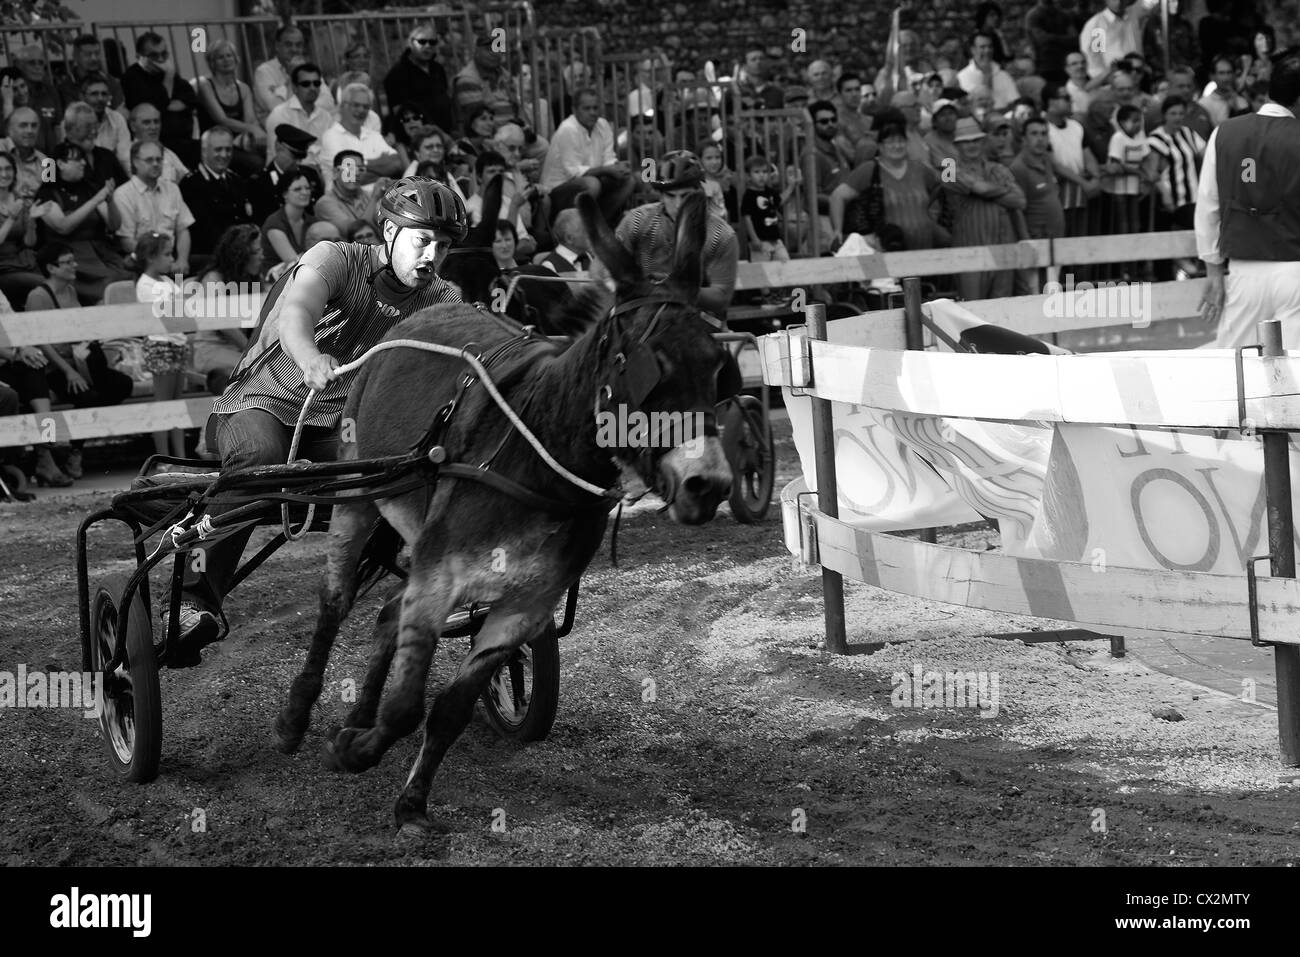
[844,161,905,251]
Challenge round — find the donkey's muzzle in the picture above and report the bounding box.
[659,436,731,525]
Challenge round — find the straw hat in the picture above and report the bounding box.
[952,116,986,141]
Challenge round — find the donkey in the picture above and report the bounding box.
[273,192,734,834]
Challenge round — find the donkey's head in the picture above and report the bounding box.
[578,192,732,524]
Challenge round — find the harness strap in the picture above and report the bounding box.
[439,462,612,516]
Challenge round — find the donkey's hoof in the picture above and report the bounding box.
[321,726,373,773]
[394,797,451,836]
[271,713,305,754]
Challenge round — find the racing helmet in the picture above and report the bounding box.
[377,177,469,240]
[651,150,706,191]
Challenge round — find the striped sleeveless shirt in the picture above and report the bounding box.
[212,241,463,428]
[614,202,739,303]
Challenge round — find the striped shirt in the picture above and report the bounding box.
[614,202,739,305]
[213,241,463,427]
[1147,125,1204,210]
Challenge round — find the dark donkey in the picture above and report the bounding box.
[273,192,734,834]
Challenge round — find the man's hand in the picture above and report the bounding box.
[302,353,339,391]
[64,370,89,394]
[1200,268,1226,326]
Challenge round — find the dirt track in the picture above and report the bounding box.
[2,417,1298,865]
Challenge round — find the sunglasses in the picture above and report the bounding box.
[297,78,322,87]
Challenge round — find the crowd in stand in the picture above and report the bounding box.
[0,0,1289,491]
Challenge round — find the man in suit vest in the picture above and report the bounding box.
[539,208,591,275]
[1197,50,1300,348]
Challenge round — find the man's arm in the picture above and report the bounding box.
[276,264,337,389]
[253,61,284,116]
[113,185,137,250]
[1194,127,1221,264]
[700,226,739,315]
[174,226,191,273]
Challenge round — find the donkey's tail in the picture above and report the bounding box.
[355,518,407,600]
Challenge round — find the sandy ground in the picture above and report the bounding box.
[2,415,1298,866]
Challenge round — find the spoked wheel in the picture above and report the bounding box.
[478,621,559,742]
[721,394,775,523]
[88,574,162,782]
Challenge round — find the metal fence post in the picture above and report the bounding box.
[1260,319,1300,766]
[805,302,848,654]
[902,276,938,545]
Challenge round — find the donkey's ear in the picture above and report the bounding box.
[671,191,706,301]
[577,191,639,289]
[465,173,504,248]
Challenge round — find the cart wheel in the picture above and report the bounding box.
[88,574,162,782]
[479,621,559,743]
[721,394,775,523]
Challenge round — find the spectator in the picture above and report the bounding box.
[1079,0,1159,82]
[132,231,190,458]
[737,49,784,110]
[486,218,523,306]
[2,108,48,196]
[803,98,852,211]
[62,101,128,190]
[540,89,635,227]
[626,57,661,120]
[833,73,876,163]
[112,140,195,273]
[406,129,466,199]
[959,33,1020,110]
[1144,94,1205,278]
[0,327,70,485]
[517,63,555,140]
[260,170,318,274]
[314,150,379,234]
[193,224,260,395]
[121,32,200,169]
[1064,51,1096,116]
[385,23,455,134]
[1043,82,1102,241]
[1081,65,1144,163]
[489,123,538,254]
[942,116,1026,299]
[254,25,333,122]
[264,62,333,169]
[248,125,324,224]
[890,91,931,165]
[11,45,59,156]
[1243,25,1278,87]
[876,30,931,103]
[740,155,794,265]
[81,73,132,174]
[336,41,372,98]
[540,208,591,273]
[318,84,403,190]
[984,112,1018,163]
[831,112,944,252]
[180,127,255,258]
[806,60,837,105]
[1010,51,1048,106]
[924,98,961,170]
[1009,116,1066,293]
[0,150,45,306]
[1101,103,1150,240]
[1197,0,1235,80]
[59,35,125,111]
[454,35,519,124]
[1160,67,1216,141]
[265,219,339,283]
[466,151,535,259]
[699,141,738,223]
[384,102,431,171]
[1025,0,1080,82]
[1199,57,1251,128]
[196,39,265,177]
[974,3,1012,63]
[128,103,189,185]
[455,104,498,169]
[35,142,130,304]
[345,218,380,244]
[328,70,384,136]
[1143,0,1197,77]
[25,241,133,477]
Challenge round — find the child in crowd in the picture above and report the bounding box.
[698,141,737,222]
[740,155,789,264]
[1103,105,1151,261]
[133,231,189,458]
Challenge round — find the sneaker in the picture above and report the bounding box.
[163,602,222,667]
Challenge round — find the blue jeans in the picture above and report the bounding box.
[184,408,338,611]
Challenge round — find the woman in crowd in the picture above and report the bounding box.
[404,127,467,197]
[35,142,131,304]
[193,224,260,396]
[196,39,265,177]
[261,171,318,275]
[456,105,498,165]
[829,111,944,252]
[698,141,738,223]
[0,151,47,307]
[384,102,431,171]
[22,241,133,480]
[133,231,189,458]
[331,43,372,101]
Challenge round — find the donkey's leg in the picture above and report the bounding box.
[342,582,404,730]
[272,500,380,754]
[394,607,547,834]
[322,561,459,773]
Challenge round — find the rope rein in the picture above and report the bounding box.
[282,336,615,540]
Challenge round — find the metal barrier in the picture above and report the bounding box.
[0,20,87,88]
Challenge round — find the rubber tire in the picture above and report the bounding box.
[479,621,559,743]
[722,394,775,523]
[89,574,162,783]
